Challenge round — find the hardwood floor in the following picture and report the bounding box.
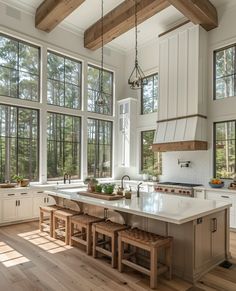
[0,222,235,291]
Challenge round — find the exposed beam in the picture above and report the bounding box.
[84,0,170,50]
[36,0,85,32]
[167,0,218,31]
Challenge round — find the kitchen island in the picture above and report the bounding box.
[45,189,231,283]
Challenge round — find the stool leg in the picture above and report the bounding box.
[65,217,69,245]
[150,247,158,289]
[111,233,116,268]
[70,222,74,246]
[93,227,98,258]
[118,236,124,272]
[39,209,43,232]
[87,224,92,255]
[166,242,173,280]
[53,216,57,239]
[50,211,53,237]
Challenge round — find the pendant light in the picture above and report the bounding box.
[96,0,105,106]
[128,0,148,90]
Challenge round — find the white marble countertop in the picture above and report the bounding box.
[194,185,236,194]
[45,189,231,225]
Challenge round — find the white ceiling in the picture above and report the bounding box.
[1,0,235,52]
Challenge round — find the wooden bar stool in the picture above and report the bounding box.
[53,209,79,245]
[118,228,173,289]
[70,214,104,255]
[39,205,61,237]
[92,220,128,268]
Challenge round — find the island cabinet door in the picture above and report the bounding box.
[194,210,226,272]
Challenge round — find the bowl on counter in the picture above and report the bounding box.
[209,182,224,188]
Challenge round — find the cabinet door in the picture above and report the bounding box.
[211,211,226,258]
[33,196,47,218]
[47,195,56,206]
[17,197,33,220]
[2,199,17,222]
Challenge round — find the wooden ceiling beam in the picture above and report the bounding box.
[84,0,170,51]
[167,0,218,31]
[35,0,85,32]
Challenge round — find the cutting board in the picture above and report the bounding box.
[78,191,124,200]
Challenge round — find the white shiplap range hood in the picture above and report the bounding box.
[153,22,208,152]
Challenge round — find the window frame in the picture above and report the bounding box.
[47,50,82,109]
[0,103,40,182]
[87,117,113,178]
[141,73,158,115]
[87,63,114,116]
[213,43,236,100]
[213,120,236,179]
[0,32,41,102]
[47,111,82,181]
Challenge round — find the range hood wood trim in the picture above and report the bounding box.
[156,114,207,123]
[152,141,208,152]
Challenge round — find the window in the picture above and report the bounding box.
[87,119,112,178]
[214,45,236,100]
[87,65,113,115]
[0,104,39,182]
[47,113,81,180]
[141,74,158,114]
[141,130,162,175]
[47,51,82,109]
[0,34,40,101]
[214,121,236,179]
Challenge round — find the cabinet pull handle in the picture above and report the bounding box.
[44,197,46,203]
[212,218,217,232]
[8,193,15,196]
[16,200,18,206]
[221,195,229,198]
[21,192,27,195]
[37,191,43,193]
[47,197,49,203]
[18,200,20,206]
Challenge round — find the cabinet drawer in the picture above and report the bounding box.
[206,191,235,201]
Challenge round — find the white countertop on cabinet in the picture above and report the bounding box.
[45,189,231,225]
[194,186,236,194]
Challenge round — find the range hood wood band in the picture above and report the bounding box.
[152,141,208,152]
[156,114,207,123]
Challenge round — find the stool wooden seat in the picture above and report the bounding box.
[92,220,128,268]
[118,228,173,289]
[53,209,79,244]
[39,205,61,237]
[70,214,104,255]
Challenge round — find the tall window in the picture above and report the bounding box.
[0,34,40,101]
[141,73,158,114]
[214,121,235,178]
[47,51,82,109]
[0,104,39,182]
[141,130,162,175]
[87,119,112,178]
[214,45,236,100]
[87,65,113,115]
[47,113,81,180]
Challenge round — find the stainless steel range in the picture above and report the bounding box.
[155,182,202,197]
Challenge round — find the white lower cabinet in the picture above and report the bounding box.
[33,195,48,218]
[2,199,18,223]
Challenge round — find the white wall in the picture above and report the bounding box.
[121,3,236,185]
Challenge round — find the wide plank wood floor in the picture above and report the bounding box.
[0,221,235,291]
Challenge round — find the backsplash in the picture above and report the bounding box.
[160,151,211,186]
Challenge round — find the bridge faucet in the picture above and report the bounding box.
[137,182,143,198]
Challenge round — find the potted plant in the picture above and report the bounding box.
[84,177,98,193]
[102,183,115,195]
[95,184,103,193]
[12,175,29,187]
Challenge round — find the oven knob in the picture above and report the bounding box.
[165,189,168,192]
[179,190,182,193]
[160,188,162,191]
[171,189,174,193]
[183,191,186,194]
[187,191,190,194]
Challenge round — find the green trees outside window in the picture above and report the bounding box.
[214,121,236,178]
[87,65,113,115]
[47,113,81,180]
[87,119,112,178]
[214,45,236,99]
[0,104,39,182]
[0,34,40,101]
[47,51,82,109]
[141,130,162,175]
[141,74,158,114]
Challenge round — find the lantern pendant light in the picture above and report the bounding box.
[128,0,148,90]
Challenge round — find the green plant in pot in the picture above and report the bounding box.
[95,184,103,193]
[12,175,29,187]
[84,177,98,193]
[102,183,115,195]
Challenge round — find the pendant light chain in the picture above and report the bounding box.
[135,0,138,76]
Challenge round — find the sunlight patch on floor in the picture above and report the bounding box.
[0,242,30,267]
[18,230,73,254]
